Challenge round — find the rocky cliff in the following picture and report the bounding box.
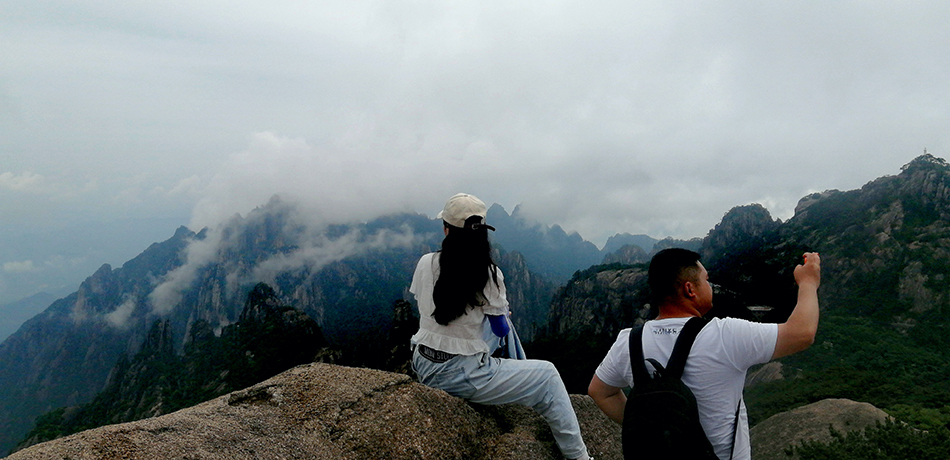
[6,363,897,460]
[6,363,623,460]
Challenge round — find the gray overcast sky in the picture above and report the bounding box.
[2,1,949,304]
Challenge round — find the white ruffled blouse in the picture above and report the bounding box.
[409,252,509,355]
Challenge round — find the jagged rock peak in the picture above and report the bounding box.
[92,263,113,277]
[172,225,194,238]
[80,263,115,294]
[602,233,658,255]
[601,244,649,265]
[83,263,114,292]
[864,152,950,194]
[895,153,950,209]
[71,263,119,318]
[702,204,779,253]
[901,152,949,172]
[717,204,778,232]
[487,202,510,216]
[239,283,283,323]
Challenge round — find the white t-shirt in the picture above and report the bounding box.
[595,317,778,460]
[409,252,509,355]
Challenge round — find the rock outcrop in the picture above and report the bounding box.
[7,363,622,460]
[749,398,891,460]
[701,203,781,268]
[744,361,784,387]
[546,267,649,340]
[600,244,649,265]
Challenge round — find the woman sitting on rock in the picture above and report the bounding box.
[409,193,591,460]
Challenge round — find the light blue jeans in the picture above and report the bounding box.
[411,349,589,459]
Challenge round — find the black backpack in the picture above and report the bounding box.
[622,316,718,459]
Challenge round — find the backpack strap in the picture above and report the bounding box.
[629,316,710,382]
[629,326,651,384]
[730,398,741,459]
[664,316,710,379]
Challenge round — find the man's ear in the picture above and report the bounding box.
[683,281,696,299]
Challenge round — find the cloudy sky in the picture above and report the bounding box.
[1,1,949,306]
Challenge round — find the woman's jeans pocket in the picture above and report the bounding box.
[428,365,477,399]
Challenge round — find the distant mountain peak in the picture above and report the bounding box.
[794,190,841,216]
[901,152,948,172]
[172,225,193,238]
[487,202,508,214]
[706,204,779,241]
[239,283,284,323]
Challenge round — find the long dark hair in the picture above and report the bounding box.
[432,215,499,325]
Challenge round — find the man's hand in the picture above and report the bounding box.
[794,252,821,289]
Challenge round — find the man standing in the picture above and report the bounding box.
[588,248,820,459]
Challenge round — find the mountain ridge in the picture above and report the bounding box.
[3,153,949,454]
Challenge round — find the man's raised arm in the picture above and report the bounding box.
[772,252,821,360]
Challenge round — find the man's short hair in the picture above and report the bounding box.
[648,248,702,305]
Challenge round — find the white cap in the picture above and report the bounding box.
[437,193,495,230]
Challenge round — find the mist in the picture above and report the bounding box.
[3,1,950,308]
[149,195,424,318]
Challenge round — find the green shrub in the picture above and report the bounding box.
[786,419,950,460]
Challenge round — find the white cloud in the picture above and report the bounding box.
[189,131,441,231]
[150,196,422,316]
[148,230,220,315]
[105,297,136,329]
[249,225,418,285]
[0,172,44,192]
[3,260,37,273]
